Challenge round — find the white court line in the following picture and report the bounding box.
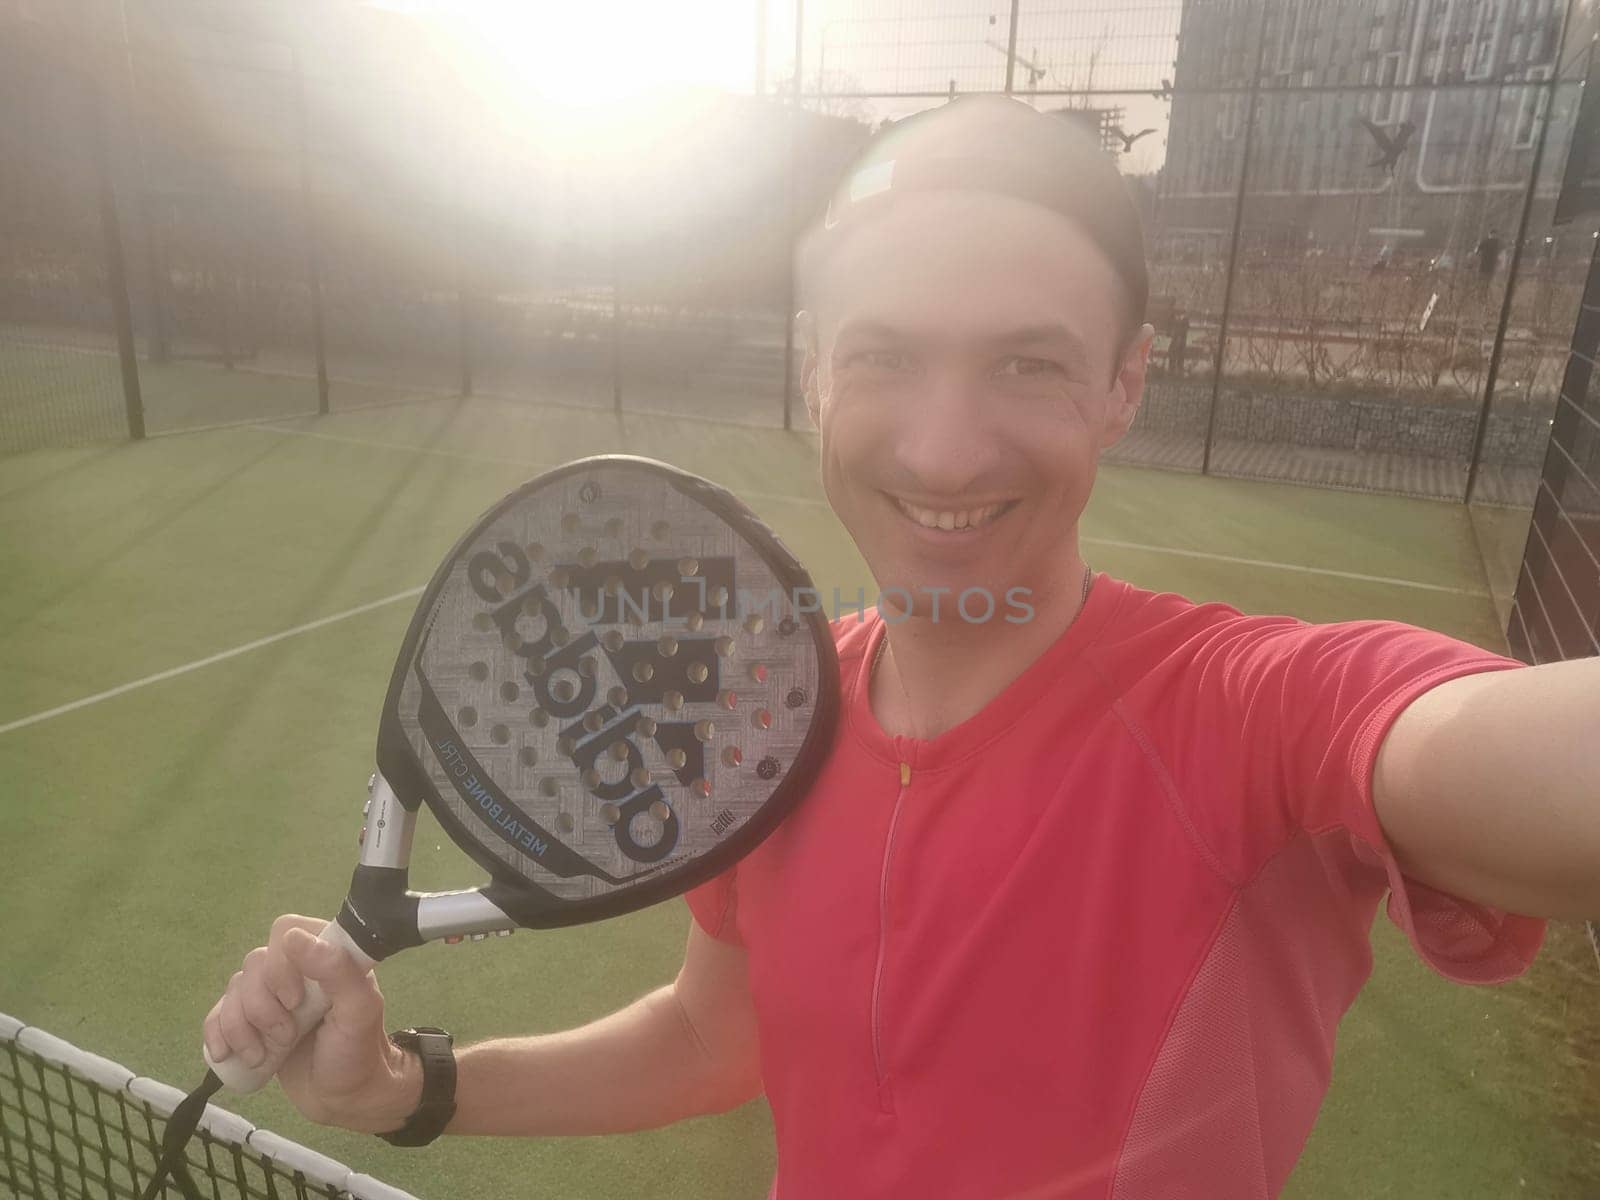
[1081,537,1489,598]
[247,424,1490,597]
[0,586,423,738]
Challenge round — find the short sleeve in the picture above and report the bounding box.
[684,866,743,945]
[1185,616,1545,983]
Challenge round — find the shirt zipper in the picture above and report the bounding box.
[870,759,912,1111]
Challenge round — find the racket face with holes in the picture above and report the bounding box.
[374,455,839,928]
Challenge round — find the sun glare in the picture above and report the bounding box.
[371,0,760,155]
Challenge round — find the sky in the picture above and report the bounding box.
[364,0,1177,174]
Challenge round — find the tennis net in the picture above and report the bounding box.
[0,1012,417,1199]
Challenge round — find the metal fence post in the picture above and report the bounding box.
[1201,5,1270,476]
[1004,0,1021,96]
[87,76,145,441]
[293,48,330,415]
[1464,1,1575,504]
[782,0,804,432]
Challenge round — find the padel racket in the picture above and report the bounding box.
[145,456,838,1198]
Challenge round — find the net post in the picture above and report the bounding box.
[87,74,145,441]
[1202,2,1269,477]
[293,47,331,416]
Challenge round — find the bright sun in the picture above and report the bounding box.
[375,0,759,107]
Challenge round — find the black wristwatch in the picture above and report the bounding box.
[379,1027,457,1147]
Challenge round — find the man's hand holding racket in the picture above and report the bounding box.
[204,915,419,1135]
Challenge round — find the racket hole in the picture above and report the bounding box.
[556,812,575,834]
[721,745,743,768]
[607,685,629,708]
[628,548,649,570]
[472,613,494,632]
[657,635,678,657]
[694,720,715,742]
[602,629,625,652]
[578,481,601,504]
[719,690,738,709]
[459,706,478,727]
[581,768,601,789]
[561,513,580,533]
[631,767,653,789]
[685,612,705,632]
[632,661,654,683]
[556,735,576,756]
[577,546,597,568]
[778,617,798,637]
[526,655,547,676]
[714,636,734,658]
[604,574,622,596]
[524,542,545,561]
[519,747,538,767]
[785,688,806,709]
[583,712,605,733]
[529,708,550,727]
[691,779,711,799]
[637,716,657,737]
[578,656,597,678]
[708,586,728,608]
[651,521,670,540]
[541,777,559,797]
[668,748,688,770]
[628,812,664,846]
[649,799,672,821]
[752,709,772,730]
[608,741,630,762]
[553,678,576,702]
[581,599,601,620]
[500,681,520,703]
[651,581,674,603]
[491,724,510,745]
[600,802,621,825]
[756,756,780,780]
[469,662,489,681]
[748,663,768,683]
[604,518,624,538]
[687,662,709,685]
[549,567,572,589]
[550,627,570,647]
[677,557,699,577]
[664,690,684,713]
[743,614,764,634]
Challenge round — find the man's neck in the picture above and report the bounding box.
[868,556,1092,741]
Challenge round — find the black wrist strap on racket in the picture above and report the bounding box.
[138,1068,221,1200]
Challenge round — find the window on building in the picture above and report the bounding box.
[1372,50,1405,123]
[1514,64,1553,148]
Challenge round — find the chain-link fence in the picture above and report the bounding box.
[3,0,1596,511]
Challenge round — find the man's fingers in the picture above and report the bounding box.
[217,977,268,1068]
[203,999,229,1063]
[238,954,297,1049]
[266,916,324,1009]
[281,928,381,1030]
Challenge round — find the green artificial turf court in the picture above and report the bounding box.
[1,393,1596,1198]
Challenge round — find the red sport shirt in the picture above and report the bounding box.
[686,573,1545,1199]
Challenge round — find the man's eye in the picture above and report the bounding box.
[995,356,1060,378]
[848,350,912,372]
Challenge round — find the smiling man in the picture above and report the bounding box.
[206,97,1599,1198]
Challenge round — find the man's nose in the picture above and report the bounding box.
[892,367,996,494]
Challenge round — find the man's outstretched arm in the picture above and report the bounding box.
[1374,656,1600,920]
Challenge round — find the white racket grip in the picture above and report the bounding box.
[204,919,376,1094]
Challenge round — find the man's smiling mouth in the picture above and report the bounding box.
[891,496,1018,532]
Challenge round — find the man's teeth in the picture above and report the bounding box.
[897,500,1008,530]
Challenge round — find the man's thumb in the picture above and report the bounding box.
[283,926,367,992]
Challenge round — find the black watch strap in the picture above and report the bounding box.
[379,1027,457,1147]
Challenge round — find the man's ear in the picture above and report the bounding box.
[1099,323,1155,452]
[796,309,822,429]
